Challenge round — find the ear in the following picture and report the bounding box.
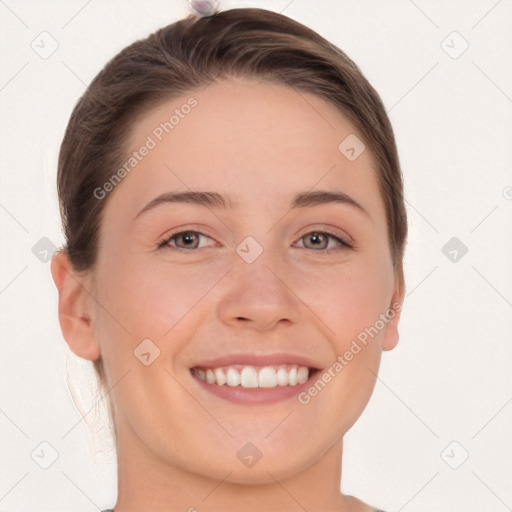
[382,269,405,352]
[50,250,101,361]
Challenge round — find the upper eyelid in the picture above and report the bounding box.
[162,229,216,244]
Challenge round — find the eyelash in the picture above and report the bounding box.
[157,229,354,253]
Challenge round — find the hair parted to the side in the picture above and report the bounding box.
[56,7,408,431]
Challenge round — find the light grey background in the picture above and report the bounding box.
[1,0,511,511]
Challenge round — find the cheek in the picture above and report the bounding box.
[96,255,225,343]
[296,263,389,431]
[299,258,393,346]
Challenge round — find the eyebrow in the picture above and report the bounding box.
[134,189,370,220]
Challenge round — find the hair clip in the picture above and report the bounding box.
[188,0,219,17]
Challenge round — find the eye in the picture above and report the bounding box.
[295,231,353,251]
[158,229,354,253]
[158,230,216,251]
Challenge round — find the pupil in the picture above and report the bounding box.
[307,232,328,249]
[183,233,195,245]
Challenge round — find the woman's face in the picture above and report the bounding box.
[85,77,403,484]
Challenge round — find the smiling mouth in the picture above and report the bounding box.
[191,364,320,389]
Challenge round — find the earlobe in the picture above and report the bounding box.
[50,250,101,361]
[382,310,401,351]
[382,275,405,352]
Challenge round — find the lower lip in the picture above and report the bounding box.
[190,369,321,405]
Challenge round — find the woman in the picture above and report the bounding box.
[51,5,407,511]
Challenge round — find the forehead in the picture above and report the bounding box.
[104,77,385,224]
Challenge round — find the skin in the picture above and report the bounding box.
[51,76,404,512]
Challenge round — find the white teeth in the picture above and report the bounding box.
[288,366,297,386]
[194,364,311,388]
[297,366,309,384]
[226,367,240,387]
[276,365,289,386]
[206,369,215,384]
[258,366,278,388]
[214,368,227,386]
[240,367,259,388]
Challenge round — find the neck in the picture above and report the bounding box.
[111,420,367,512]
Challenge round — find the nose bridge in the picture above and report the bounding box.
[216,235,301,330]
[239,228,293,284]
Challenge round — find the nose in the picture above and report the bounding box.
[216,251,301,332]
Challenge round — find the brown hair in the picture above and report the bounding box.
[56,7,408,426]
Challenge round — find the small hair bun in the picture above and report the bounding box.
[188,0,219,17]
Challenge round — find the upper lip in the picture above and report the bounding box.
[191,352,323,370]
